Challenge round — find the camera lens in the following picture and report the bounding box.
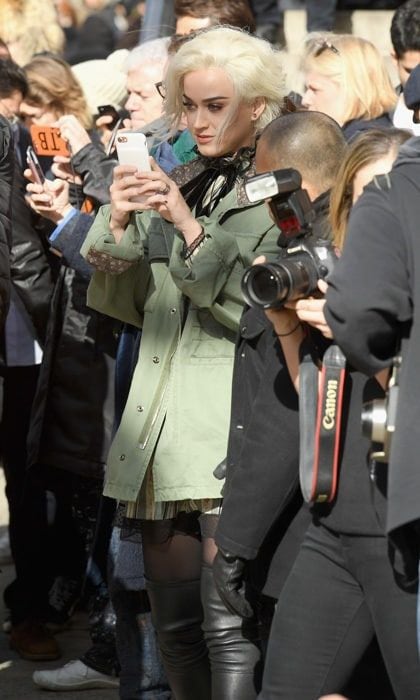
[245,264,290,307]
[241,260,314,309]
[361,399,387,444]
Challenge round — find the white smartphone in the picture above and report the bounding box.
[115,132,151,204]
[115,132,151,172]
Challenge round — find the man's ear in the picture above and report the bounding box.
[390,50,398,67]
[251,97,266,122]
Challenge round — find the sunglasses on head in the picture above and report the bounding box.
[313,40,340,57]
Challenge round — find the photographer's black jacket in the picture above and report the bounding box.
[325,136,420,582]
[216,191,332,598]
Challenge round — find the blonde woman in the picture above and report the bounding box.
[81,26,286,700]
[0,0,64,66]
[301,33,397,140]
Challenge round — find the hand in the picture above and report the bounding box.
[212,548,253,619]
[95,115,126,150]
[56,114,91,156]
[285,280,333,339]
[109,163,151,241]
[25,173,72,224]
[51,157,83,185]
[131,158,201,244]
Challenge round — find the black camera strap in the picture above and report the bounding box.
[299,344,346,504]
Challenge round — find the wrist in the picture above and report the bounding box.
[276,321,303,337]
[110,215,128,244]
[177,217,203,245]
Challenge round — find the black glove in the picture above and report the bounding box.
[213,547,254,619]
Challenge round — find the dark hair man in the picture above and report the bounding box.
[390,0,420,134]
[174,0,257,34]
[0,58,28,124]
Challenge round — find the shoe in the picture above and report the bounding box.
[10,620,61,661]
[33,659,120,690]
[0,530,13,566]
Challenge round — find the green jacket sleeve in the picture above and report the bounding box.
[80,205,151,327]
[169,203,278,332]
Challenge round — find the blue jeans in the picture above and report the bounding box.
[109,526,170,700]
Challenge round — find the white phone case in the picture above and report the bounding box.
[115,132,151,204]
[115,132,151,171]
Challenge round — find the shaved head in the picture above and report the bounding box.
[256,111,347,197]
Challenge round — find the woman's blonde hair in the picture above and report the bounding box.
[164,26,286,137]
[0,0,65,66]
[303,33,397,125]
[330,128,411,249]
[24,55,92,129]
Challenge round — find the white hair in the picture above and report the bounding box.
[125,37,171,72]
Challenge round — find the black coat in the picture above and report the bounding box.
[215,192,332,598]
[0,121,54,361]
[0,116,13,329]
[325,136,420,585]
[27,214,119,481]
[216,305,310,598]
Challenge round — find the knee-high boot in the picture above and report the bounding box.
[201,564,263,700]
[145,578,211,700]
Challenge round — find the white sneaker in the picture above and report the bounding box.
[32,659,119,690]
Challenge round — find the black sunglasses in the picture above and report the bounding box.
[313,40,340,57]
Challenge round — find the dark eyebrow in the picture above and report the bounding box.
[182,94,229,103]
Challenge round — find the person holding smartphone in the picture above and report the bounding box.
[82,26,286,700]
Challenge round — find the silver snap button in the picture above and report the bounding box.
[152,356,160,364]
[137,405,144,412]
[120,454,126,461]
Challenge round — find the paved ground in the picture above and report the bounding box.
[0,471,118,700]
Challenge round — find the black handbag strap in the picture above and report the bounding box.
[299,344,347,504]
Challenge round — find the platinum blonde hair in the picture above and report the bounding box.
[302,33,397,124]
[164,26,286,136]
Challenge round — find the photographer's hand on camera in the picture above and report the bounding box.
[286,280,333,339]
[213,548,254,619]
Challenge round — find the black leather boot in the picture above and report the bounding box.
[146,577,211,700]
[201,564,262,700]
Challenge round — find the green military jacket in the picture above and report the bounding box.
[81,182,279,503]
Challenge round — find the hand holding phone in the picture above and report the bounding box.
[26,146,45,185]
[116,133,151,203]
[96,104,121,130]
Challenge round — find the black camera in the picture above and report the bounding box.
[361,355,401,463]
[241,168,337,310]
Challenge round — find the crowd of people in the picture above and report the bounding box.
[1,0,420,699]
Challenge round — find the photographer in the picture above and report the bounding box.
[257,129,420,699]
[214,110,346,681]
[324,134,420,625]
